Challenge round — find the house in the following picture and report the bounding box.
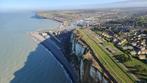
[113,38,119,44]
[131,42,137,46]
[118,39,128,46]
[138,49,147,60]
[130,51,137,56]
[102,32,112,38]
[122,46,134,50]
[138,54,147,60]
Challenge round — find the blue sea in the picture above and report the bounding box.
[0,11,71,83]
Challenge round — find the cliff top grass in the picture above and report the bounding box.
[75,28,135,83]
[93,29,147,80]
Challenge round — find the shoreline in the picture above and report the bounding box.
[30,31,78,83]
[35,12,64,24]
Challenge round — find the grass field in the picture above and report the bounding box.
[92,29,147,80]
[76,29,135,83]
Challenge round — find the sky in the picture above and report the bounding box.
[0,0,147,11]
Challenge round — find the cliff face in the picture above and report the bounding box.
[41,29,111,83]
[71,33,86,60]
[71,32,110,83]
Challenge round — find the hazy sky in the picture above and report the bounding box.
[0,0,147,11]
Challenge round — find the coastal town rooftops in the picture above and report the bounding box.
[138,54,147,60]
[138,49,147,55]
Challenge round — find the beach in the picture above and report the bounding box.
[0,11,71,83]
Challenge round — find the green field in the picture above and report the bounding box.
[76,29,135,83]
[92,29,147,80]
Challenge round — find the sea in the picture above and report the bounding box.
[0,11,71,83]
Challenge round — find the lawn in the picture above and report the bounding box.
[92,28,147,81]
[76,29,135,83]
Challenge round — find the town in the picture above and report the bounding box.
[36,7,147,83]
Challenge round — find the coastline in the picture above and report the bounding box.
[0,12,69,83]
[35,12,64,23]
[32,13,79,82]
[30,31,78,83]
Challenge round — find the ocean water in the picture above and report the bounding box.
[0,12,71,83]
